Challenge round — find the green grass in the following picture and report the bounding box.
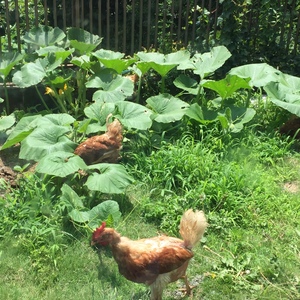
[1,130,300,299]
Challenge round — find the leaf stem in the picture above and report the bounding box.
[35,85,51,111]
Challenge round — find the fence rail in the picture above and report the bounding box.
[1,1,300,59]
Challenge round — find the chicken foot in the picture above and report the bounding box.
[178,275,195,297]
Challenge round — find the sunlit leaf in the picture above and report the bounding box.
[173,74,199,95]
[85,163,134,193]
[115,101,153,130]
[202,75,251,98]
[193,46,231,79]
[93,49,137,74]
[0,52,23,78]
[20,126,76,161]
[84,102,115,123]
[185,103,218,124]
[69,209,90,223]
[12,60,46,87]
[0,114,15,132]
[36,151,87,177]
[146,93,189,123]
[43,113,75,126]
[137,50,190,77]
[265,81,300,116]
[60,183,85,209]
[1,115,40,149]
[23,25,66,46]
[88,200,122,229]
[67,27,102,54]
[229,63,281,87]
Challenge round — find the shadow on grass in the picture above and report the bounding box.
[92,246,149,299]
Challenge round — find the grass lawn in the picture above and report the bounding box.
[1,131,300,299]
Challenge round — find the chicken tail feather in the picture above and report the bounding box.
[179,209,208,249]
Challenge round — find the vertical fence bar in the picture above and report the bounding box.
[44,0,48,26]
[130,0,135,54]
[252,0,260,52]
[89,0,93,33]
[205,0,212,47]
[213,0,219,40]
[14,0,21,52]
[147,0,151,49]
[293,11,300,55]
[184,0,190,46]
[62,0,66,31]
[53,0,57,27]
[154,0,159,49]
[191,0,198,48]
[81,0,84,29]
[115,0,119,51]
[177,0,182,44]
[98,0,102,38]
[107,0,110,49]
[123,0,127,53]
[25,0,29,31]
[162,0,167,48]
[75,0,80,28]
[138,0,143,50]
[286,0,296,53]
[279,0,288,46]
[5,0,11,50]
[170,0,175,43]
[34,0,39,26]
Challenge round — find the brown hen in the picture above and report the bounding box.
[74,114,123,165]
[91,209,207,300]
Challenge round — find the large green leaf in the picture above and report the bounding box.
[218,106,256,133]
[192,46,231,79]
[185,103,218,124]
[1,115,40,149]
[0,52,23,78]
[36,151,87,177]
[173,74,199,95]
[202,75,251,99]
[23,25,66,46]
[20,126,77,161]
[115,101,153,130]
[71,55,93,70]
[67,28,102,54]
[134,61,152,75]
[60,183,85,209]
[0,115,15,132]
[88,200,121,229]
[85,163,134,193]
[69,209,90,223]
[137,50,190,77]
[146,93,189,123]
[93,49,137,74]
[229,63,281,87]
[275,72,300,92]
[84,102,115,123]
[87,70,134,103]
[13,60,46,87]
[36,46,74,62]
[264,82,300,116]
[43,113,75,126]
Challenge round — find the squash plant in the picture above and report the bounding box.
[5,26,300,228]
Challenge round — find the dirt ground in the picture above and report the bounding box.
[0,145,36,192]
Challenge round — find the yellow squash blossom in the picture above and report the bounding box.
[45,87,55,96]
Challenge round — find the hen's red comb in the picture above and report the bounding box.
[92,222,106,240]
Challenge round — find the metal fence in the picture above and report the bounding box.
[1,0,300,58]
